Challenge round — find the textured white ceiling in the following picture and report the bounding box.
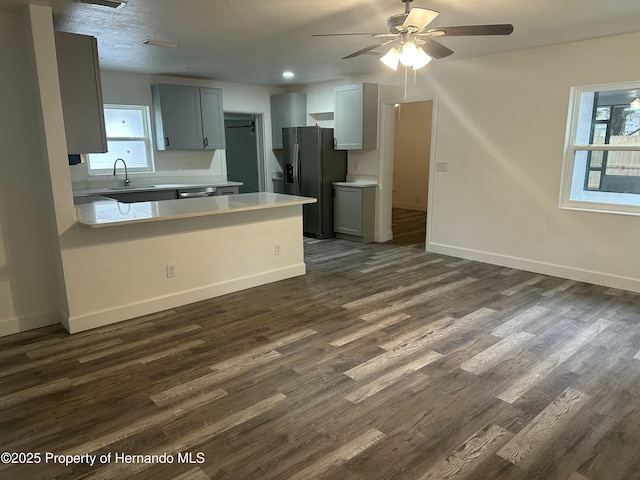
[5,0,640,86]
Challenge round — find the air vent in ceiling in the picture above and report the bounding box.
[141,39,180,48]
[78,0,127,9]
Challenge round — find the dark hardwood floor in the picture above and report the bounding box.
[2,209,640,479]
[389,208,426,246]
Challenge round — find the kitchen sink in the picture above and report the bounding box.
[104,189,179,203]
[106,185,156,190]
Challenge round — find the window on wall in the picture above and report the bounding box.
[86,105,155,175]
[560,82,640,215]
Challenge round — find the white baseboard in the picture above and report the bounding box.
[427,242,640,294]
[377,229,393,243]
[0,310,62,338]
[65,263,307,334]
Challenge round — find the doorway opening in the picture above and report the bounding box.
[391,101,432,246]
[224,113,265,192]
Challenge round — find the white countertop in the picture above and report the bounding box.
[73,181,243,197]
[75,192,317,228]
[333,181,378,187]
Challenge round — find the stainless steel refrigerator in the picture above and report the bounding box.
[283,126,347,238]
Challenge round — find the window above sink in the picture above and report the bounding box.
[86,105,155,175]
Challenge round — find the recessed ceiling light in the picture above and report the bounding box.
[112,43,133,48]
[282,71,295,79]
[141,39,180,48]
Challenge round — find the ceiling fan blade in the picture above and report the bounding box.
[343,39,396,59]
[419,37,454,59]
[312,32,384,37]
[423,24,514,37]
[402,8,439,32]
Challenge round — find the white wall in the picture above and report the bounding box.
[417,33,640,292]
[0,7,66,336]
[71,71,284,191]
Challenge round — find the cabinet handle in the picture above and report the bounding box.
[165,137,170,148]
[204,137,208,148]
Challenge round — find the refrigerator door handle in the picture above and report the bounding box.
[293,143,301,195]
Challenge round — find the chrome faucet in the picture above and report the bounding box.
[113,158,130,186]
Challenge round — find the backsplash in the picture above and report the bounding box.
[69,150,226,191]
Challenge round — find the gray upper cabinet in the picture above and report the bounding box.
[151,84,225,150]
[334,83,378,151]
[55,31,107,154]
[270,92,307,149]
[200,88,226,149]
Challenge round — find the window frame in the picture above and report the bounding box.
[560,81,640,216]
[86,104,155,175]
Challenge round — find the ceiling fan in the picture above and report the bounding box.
[313,0,514,70]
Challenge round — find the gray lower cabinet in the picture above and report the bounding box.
[55,31,107,154]
[333,183,376,243]
[151,84,225,150]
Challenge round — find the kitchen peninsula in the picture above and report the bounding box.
[63,192,316,334]
[75,192,316,227]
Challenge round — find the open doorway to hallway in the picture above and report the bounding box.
[391,101,432,246]
[224,113,264,192]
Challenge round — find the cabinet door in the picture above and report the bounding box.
[200,87,226,149]
[270,92,307,149]
[334,85,363,150]
[334,83,378,151]
[153,85,203,150]
[55,32,107,154]
[334,186,363,236]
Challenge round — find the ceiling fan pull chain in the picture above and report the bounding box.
[404,65,408,99]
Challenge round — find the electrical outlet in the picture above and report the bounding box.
[436,162,449,173]
[166,263,176,278]
[274,244,282,256]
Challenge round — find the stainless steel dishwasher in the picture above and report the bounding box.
[177,187,217,199]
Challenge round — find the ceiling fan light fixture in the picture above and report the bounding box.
[412,47,432,70]
[380,47,401,70]
[399,42,419,67]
